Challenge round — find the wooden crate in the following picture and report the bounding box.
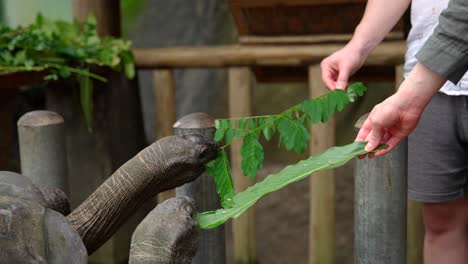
[229,0,403,36]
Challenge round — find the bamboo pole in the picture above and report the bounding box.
[17,111,68,194]
[394,64,424,264]
[229,67,257,264]
[133,42,406,69]
[174,113,226,264]
[308,65,335,264]
[153,69,177,202]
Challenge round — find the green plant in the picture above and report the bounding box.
[199,141,386,229]
[205,82,367,209]
[0,14,135,129]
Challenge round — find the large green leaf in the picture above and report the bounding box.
[197,141,387,229]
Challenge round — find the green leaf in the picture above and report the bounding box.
[302,100,321,124]
[214,127,226,142]
[277,116,310,153]
[262,126,273,141]
[197,142,388,229]
[121,50,135,79]
[225,129,235,145]
[347,82,367,102]
[79,74,93,132]
[241,133,264,179]
[335,90,349,112]
[205,150,235,208]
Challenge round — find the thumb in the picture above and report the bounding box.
[335,65,350,89]
[364,114,385,152]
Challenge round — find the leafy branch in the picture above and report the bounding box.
[0,14,135,130]
[199,142,387,229]
[205,82,367,206]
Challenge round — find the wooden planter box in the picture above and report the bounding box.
[229,0,405,83]
[229,0,403,36]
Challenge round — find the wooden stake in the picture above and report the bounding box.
[395,64,424,264]
[174,113,226,264]
[308,65,335,264]
[17,111,68,194]
[153,69,177,202]
[229,67,257,264]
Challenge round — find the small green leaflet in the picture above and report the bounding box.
[197,142,387,229]
[205,149,235,208]
[277,116,310,153]
[240,133,264,179]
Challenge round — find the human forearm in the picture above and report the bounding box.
[348,0,411,56]
[395,63,445,114]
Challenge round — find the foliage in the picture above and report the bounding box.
[0,14,135,129]
[199,142,387,229]
[202,82,368,228]
[207,82,367,191]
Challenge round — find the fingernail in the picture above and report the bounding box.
[364,143,374,152]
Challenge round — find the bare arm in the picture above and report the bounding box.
[321,0,411,89]
[349,0,411,56]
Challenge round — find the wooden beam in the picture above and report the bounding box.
[229,0,366,7]
[308,65,335,264]
[229,67,257,264]
[133,42,406,69]
[153,70,177,202]
[239,33,404,45]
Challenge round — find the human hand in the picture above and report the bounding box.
[355,93,423,157]
[355,63,445,157]
[321,44,368,90]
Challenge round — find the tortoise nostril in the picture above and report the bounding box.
[198,143,219,163]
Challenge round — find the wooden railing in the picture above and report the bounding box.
[133,41,423,264]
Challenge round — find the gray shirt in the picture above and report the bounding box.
[416,0,468,84]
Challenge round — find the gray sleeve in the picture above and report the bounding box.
[416,0,468,84]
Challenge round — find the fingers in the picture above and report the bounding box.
[364,122,385,152]
[321,60,337,90]
[336,63,350,90]
[373,135,404,157]
[355,118,372,142]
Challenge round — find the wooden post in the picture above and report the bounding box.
[72,0,120,36]
[394,64,424,264]
[153,69,177,202]
[308,65,335,264]
[17,111,68,193]
[354,114,408,264]
[229,67,257,264]
[174,112,226,264]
